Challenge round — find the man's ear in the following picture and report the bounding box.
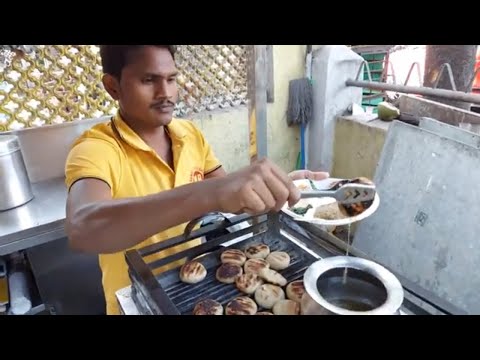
[102,74,120,100]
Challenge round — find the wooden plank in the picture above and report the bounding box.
[247,45,268,164]
[399,94,480,126]
[266,45,274,103]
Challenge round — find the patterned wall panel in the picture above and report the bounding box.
[0,45,247,131]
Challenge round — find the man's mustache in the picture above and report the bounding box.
[151,101,175,108]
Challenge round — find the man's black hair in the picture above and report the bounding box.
[99,45,177,79]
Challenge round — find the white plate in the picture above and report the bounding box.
[282,178,380,227]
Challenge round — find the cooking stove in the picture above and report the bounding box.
[122,211,464,315]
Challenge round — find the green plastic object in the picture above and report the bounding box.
[360,52,387,109]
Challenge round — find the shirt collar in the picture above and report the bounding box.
[111,111,186,151]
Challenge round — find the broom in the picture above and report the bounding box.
[287,75,313,170]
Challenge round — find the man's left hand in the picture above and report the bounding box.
[288,170,330,181]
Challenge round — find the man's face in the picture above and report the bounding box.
[104,46,179,128]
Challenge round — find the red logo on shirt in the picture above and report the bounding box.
[190,168,204,182]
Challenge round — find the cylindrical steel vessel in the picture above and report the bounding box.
[301,256,404,315]
[0,135,34,211]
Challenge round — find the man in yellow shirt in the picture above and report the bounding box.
[64,45,328,315]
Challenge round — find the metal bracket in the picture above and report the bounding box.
[432,63,457,91]
[468,67,480,91]
[404,62,423,86]
[354,60,373,82]
[347,60,480,106]
[384,59,397,85]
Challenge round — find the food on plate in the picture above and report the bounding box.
[225,296,258,315]
[272,299,300,315]
[256,311,273,315]
[296,183,310,191]
[245,244,270,259]
[290,204,312,216]
[193,299,224,315]
[179,261,207,284]
[313,202,348,220]
[290,177,376,220]
[258,267,288,287]
[220,249,247,266]
[254,284,285,309]
[330,177,375,217]
[329,177,374,192]
[244,258,270,275]
[286,280,306,303]
[216,263,243,284]
[235,273,263,295]
[265,251,290,270]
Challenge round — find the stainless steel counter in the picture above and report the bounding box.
[0,177,67,256]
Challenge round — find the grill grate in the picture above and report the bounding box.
[163,234,315,314]
[127,213,320,315]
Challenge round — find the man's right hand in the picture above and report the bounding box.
[213,158,301,215]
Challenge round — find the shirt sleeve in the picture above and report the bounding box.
[203,137,222,175]
[65,138,122,195]
[188,121,222,175]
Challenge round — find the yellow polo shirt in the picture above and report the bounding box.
[65,112,222,315]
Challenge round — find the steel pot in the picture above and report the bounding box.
[0,135,34,211]
[301,256,404,315]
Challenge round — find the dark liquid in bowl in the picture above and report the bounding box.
[317,268,388,312]
[330,299,375,312]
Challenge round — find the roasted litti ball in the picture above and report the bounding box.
[225,296,258,315]
[265,251,291,270]
[272,299,300,315]
[193,299,223,315]
[216,263,243,284]
[258,267,287,287]
[286,280,306,303]
[235,273,263,295]
[245,244,270,259]
[220,249,247,266]
[254,284,285,309]
[244,258,270,275]
[179,261,207,284]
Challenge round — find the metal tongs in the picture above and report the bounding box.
[300,183,376,205]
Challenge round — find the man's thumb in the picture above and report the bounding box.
[308,171,330,180]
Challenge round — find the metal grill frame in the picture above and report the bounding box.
[125,212,467,316]
[125,212,332,315]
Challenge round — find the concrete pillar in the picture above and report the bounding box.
[306,46,364,173]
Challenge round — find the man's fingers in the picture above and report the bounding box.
[268,161,293,186]
[308,171,330,180]
[288,170,308,181]
[263,171,290,211]
[242,188,267,215]
[287,186,301,208]
[252,177,276,210]
[263,161,300,208]
[288,170,330,181]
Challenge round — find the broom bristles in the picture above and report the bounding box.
[287,78,313,127]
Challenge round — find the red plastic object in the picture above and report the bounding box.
[473,47,480,94]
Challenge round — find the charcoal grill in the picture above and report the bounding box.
[124,211,466,315]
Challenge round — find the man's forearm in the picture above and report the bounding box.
[67,180,218,254]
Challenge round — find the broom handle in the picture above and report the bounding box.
[302,46,313,169]
[300,123,306,169]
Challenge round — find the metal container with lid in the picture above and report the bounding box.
[0,135,34,211]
